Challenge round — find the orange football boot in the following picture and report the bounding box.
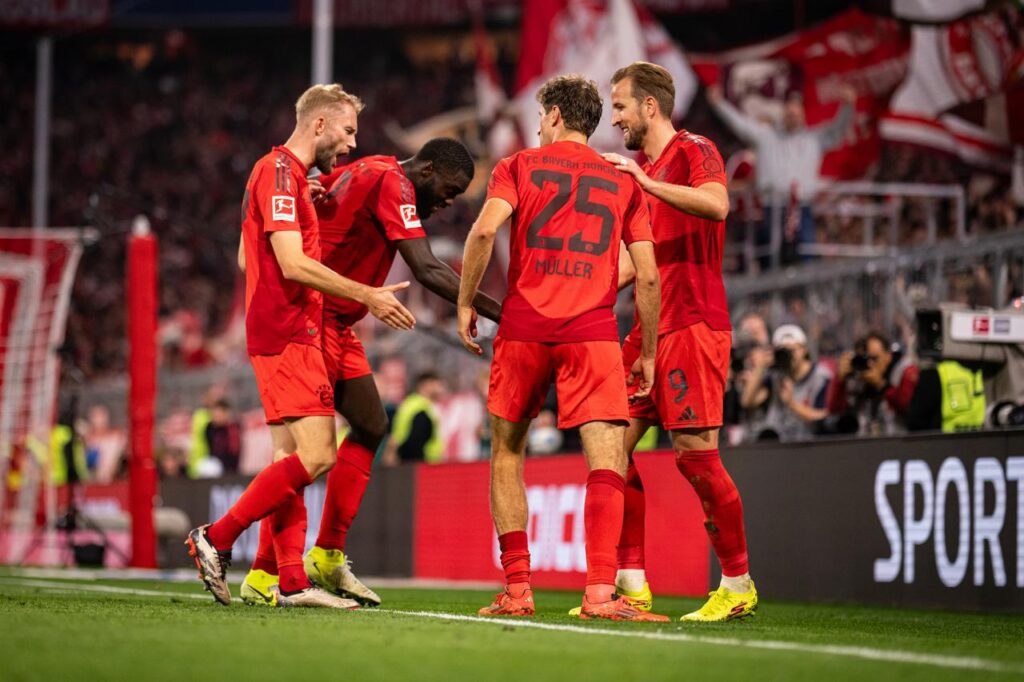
[478,588,535,616]
[578,594,669,622]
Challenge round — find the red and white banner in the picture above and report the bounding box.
[413,451,710,596]
[695,8,911,180]
[881,6,1023,172]
[513,0,698,153]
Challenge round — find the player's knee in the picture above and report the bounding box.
[349,413,388,452]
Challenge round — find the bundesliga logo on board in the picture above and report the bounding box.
[272,195,296,221]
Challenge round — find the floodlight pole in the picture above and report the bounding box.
[312,0,334,84]
[32,36,52,231]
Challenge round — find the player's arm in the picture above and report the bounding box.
[457,197,513,355]
[269,230,415,330]
[626,240,660,399]
[639,180,729,222]
[617,242,636,290]
[237,235,246,273]
[603,154,729,222]
[396,238,502,323]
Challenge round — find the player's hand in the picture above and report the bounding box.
[601,153,650,189]
[628,355,656,401]
[309,178,326,202]
[457,305,483,356]
[366,281,415,330]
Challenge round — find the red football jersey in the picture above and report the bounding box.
[241,145,322,355]
[487,140,653,343]
[638,130,731,334]
[318,156,425,327]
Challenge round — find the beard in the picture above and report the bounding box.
[314,144,338,175]
[623,120,647,151]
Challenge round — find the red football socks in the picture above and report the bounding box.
[251,517,278,575]
[616,461,646,570]
[272,493,311,594]
[675,449,749,576]
[206,453,312,551]
[584,469,625,594]
[315,439,375,551]
[498,530,531,588]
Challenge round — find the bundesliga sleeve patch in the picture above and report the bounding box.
[272,195,296,222]
[400,204,422,229]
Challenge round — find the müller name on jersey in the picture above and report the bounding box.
[535,257,593,279]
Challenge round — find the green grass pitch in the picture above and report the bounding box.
[0,570,1022,682]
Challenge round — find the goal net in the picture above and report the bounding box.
[0,229,85,563]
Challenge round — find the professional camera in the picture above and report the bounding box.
[850,353,870,373]
[988,401,1024,428]
[772,346,793,373]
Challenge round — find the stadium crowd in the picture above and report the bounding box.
[5,27,1023,484]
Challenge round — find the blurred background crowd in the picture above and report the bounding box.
[3,0,1024,483]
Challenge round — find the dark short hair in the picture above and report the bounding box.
[862,331,891,351]
[417,138,475,181]
[414,372,441,388]
[536,74,603,138]
[611,61,675,119]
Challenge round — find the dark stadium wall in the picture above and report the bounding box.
[160,465,416,576]
[726,431,1024,613]
[159,431,1023,612]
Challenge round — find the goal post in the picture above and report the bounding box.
[0,229,85,563]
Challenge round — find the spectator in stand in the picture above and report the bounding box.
[827,332,919,436]
[708,84,856,266]
[205,398,241,474]
[382,373,445,465]
[740,324,832,442]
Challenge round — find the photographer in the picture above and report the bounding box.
[740,324,832,441]
[828,332,919,436]
[726,312,772,435]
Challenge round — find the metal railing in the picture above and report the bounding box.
[725,230,1024,356]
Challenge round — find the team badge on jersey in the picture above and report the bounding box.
[272,195,296,222]
[399,204,422,229]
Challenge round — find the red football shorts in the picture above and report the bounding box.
[322,323,373,384]
[622,321,731,430]
[250,342,335,424]
[487,337,629,429]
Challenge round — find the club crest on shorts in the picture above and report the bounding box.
[272,195,296,221]
[400,204,422,229]
[318,384,334,408]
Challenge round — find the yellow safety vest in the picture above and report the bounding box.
[188,408,211,478]
[937,361,985,433]
[391,394,442,464]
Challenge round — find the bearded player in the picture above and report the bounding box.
[240,138,502,606]
[601,62,756,621]
[187,84,416,608]
[457,75,666,622]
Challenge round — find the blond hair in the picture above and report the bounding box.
[295,83,364,121]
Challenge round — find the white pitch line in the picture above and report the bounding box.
[2,578,1021,675]
[366,609,1024,674]
[0,578,209,600]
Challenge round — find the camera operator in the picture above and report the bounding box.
[726,312,772,435]
[827,332,919,436]
[740,324,832,441]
